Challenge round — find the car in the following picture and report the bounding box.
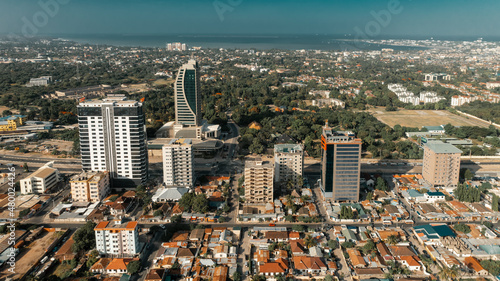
[269,223,276,227]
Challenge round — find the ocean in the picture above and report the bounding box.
[48,33,435,51]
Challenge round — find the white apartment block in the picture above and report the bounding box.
[20,162,59,194]
[244,160,274,205]
[163,138,194,187]
[388,84,445,105]
[77,96,148,187]
[94,221,139,256]
[274,144,303,189]
[70,171,110,203]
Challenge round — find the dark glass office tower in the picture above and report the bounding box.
[320,122,362,202]
[175,59,201,126]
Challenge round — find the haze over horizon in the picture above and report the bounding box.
[0,0,499,39]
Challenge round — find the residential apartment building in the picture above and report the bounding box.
[0,114,27,131]
[94,221,140,256]
[423,141,462,187]
[77,96,148,187]
[20,162,59,194]
[162,138,194,187]
[175,60,201,127]
[274,144,303,190]
[244,160,274,205]
[70,171,110,203]
[320,122,362,202]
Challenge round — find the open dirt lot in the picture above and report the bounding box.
[367,108,490,128]
[0,231,59,280]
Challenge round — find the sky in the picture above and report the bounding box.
[0,0,499,38]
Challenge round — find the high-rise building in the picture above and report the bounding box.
[77,96,148,187]
[166,42,187,51]
[320,123,362,202]
[244,160,274,205]
[162,138,194,187]
[274,144,303,190]
[94,220,139,256]
[70,171,110,203]
[175,60,201,127]
[423,141,462,186]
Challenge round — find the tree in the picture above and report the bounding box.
[464,169,474,180]
[192,194,209,213]
[171,214,182,223]
[454,223,471,234]
[179,192,195,211]
[386,235,399,246]
[366,192,373,201]
[483,221,494,229]
[86,250,100,268]
[23,162,29,173]
[341,241,355,248]
[71,221,96,252]
[438,265,459,281]
[127,260,141,275]
[324,275,334,281]
[304,234,317,248]
[292,225,305,232]
[232,271,241,281]
[375,177,388,191]
[153,209,163,217]
[362,239,377,255]
[327,239,338,250]
[492,194,499,212]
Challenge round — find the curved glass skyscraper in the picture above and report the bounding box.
[175,59,201,126]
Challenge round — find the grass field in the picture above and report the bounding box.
[367,108,490,128]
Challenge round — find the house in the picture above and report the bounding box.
[214,245,229,259]
[90,258,112,274]
[424,192,446,203]
[265,231,288,242]
[259,262,287,276]
[54,235,77,262]
[376,242,394,262]
[110,196,133,216]
[190,228,205,241]
[254,250,270,264]
[106,258,138,275]
[399,256,422,271]
[347,249,366,268]
[145,269,166,281]
[293,256,327,275]
[213,266,229,281]
[290,240,307,256]
[464,257,488,275]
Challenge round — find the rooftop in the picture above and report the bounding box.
[274,144,303,153]
[425,141,462,154]
[94,221,138,231]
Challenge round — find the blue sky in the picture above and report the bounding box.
[0,0,498,37]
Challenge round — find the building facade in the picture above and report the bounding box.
[162,138,194,187]
[77,96,148,187]
[423,141,462,186]
[320,123,362,202]
[274,144,303,190]
[70,171,110,203]
[175,60,201,127]
[94,221,139,256]
[244,160,274,205]
[20,162,59,194]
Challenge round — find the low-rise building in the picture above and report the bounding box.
[20,162,59,194]
[70,171,110,202]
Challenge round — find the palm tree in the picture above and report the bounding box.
[439,265,459,281]
[304,234,317,248]
[285,194,294,209]
[386,235,399,246]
